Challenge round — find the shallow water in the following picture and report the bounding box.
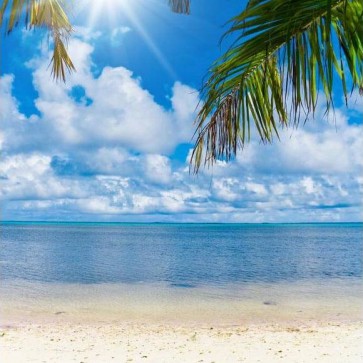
[1,223,362,324]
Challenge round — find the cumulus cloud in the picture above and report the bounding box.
[1,33,362,222]
[235,101,363,175]
[3,36,198,156]
[0,153,87,201]
[143,154,172,185]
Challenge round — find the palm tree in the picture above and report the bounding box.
[1,0,362,172]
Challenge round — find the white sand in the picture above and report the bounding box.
[1,280,362,362]
[1,320,362,363]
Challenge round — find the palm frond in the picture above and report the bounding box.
[0,0,75,81]
[168,0,190,14]
[192,0,363,172]
[1,0,191,81]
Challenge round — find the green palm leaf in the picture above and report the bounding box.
[192,0,363,172]
[0,0,75,81]
[0,0,190,81]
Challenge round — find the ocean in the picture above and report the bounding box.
[1,222,362,324]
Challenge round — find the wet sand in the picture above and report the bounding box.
[1,280,362,362]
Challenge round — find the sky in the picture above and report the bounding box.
[0,0,362,223]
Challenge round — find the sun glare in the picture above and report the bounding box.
[84,0,129,28]
[79,0,177,80]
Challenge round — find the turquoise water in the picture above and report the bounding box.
[1,223,362,323]
[1,223,361,285]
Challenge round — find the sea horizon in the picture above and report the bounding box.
[1,220,362,225]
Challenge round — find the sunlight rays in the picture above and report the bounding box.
[78,0,177,80]
[120,2,178,80]
[84,0,128,28]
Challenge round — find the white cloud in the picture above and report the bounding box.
[143,154,172,185]
[301,177,319,195]
[0,153,87,201]
[235,113,363,175]
[74,26,102,41]
[245,182,267,196]
[4,36,198,156]
[110,26,131,47]
[1,35,362,222]
[212,178,240,202]
[170,82,199,142]
[90,147,130,173]
[77,196,122,214]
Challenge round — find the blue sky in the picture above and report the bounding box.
[0,0,362,222]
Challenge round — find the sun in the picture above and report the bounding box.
[83,0,130,28]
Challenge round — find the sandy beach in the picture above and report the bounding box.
[1,278,363,362]
[1,223,362,363]
[1,319,362,363]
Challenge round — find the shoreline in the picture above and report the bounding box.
[1,281,362,362]
[1,278,362,324]
[1,289,362,363]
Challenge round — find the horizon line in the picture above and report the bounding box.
[1,220,362,225]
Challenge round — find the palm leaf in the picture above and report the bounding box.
[169,0,190,14]
[1,0,75,81]
[0,0,190,81]
[192,0,363,172]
